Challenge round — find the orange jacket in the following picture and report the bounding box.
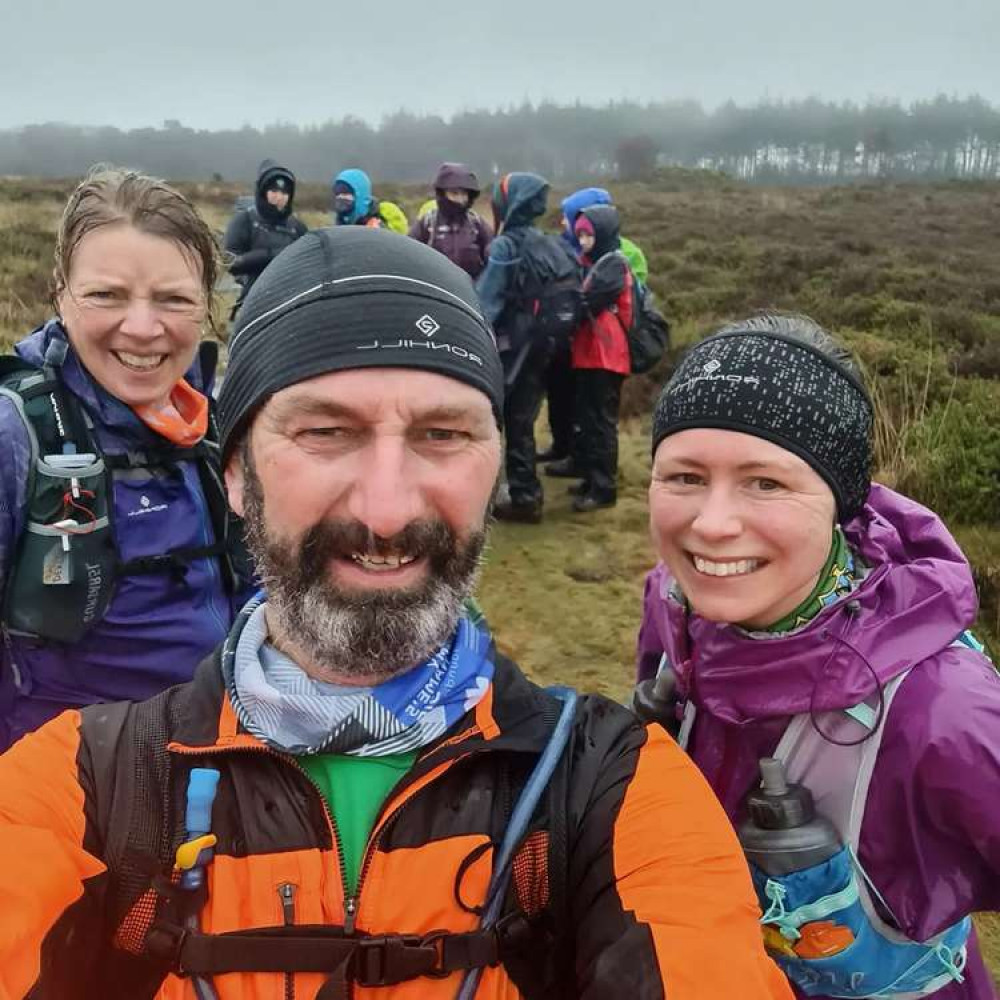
[0,651,792,1000]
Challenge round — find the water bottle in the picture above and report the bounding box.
[738,757,842,876]
[631,662,681,737]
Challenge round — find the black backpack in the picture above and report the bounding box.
[509,230,582,349]
[626,282,671,375]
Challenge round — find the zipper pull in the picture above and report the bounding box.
[344,895,358,936]
[278,882,297,925]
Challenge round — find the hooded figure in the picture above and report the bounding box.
[563,205,633,512]
[474,173,559,523]
[636,314,1000,1000]
[541,188,648,470]
[408,162,493,278]
[332,167,380,226]
[224,159,308,307]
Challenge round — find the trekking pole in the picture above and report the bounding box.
[175,768,221,1000]
[455,686,578,1000]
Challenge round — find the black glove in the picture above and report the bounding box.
[229,248,272,277]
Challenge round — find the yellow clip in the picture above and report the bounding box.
[174,834,217,871]
[762,924,799,959]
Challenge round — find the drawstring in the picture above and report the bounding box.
[760,880,794,933]
[810,600,886,748]
[935,942,967,984]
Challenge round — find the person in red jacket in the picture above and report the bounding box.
[568,205,633,512]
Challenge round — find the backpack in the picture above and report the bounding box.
[627,282,670,375]
[424,207,486,251]
[377,200,410,234]
[509,230,583,349]
[0,343,251,644]
[102,677,578,1000]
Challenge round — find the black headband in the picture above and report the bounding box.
[652,331,874,519]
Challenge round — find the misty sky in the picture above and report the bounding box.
[5,0,998,130]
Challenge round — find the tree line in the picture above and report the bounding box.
[1,95,997,185]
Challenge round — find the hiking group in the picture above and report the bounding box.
[0,164,996,1000]
[225,160,666,523]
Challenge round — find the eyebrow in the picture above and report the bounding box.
[266,396,488,426]
[73,276,200,293]
[660,455,801,474]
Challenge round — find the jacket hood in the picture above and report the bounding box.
[492,172,549,230]
[580,204,621,259]
[333,168,374,224]
[433,162,480,198]
[649,484,978,725]
[562,187,611,232]
[15,320,212,434]
[255,159,296,221]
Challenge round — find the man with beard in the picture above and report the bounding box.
[0,229,791,1000]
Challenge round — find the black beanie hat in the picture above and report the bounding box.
[219,227,504,460]
[651,325,874,519]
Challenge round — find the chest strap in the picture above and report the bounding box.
[146,921,511,998]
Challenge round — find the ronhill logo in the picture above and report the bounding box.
[673,357,761,393]
[356,337,485,367]
[415,314,440,337]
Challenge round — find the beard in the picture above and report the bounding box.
[239,449,489,682]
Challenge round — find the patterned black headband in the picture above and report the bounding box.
[651,331,874,519]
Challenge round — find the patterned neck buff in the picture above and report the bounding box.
[758,527,856,634]
[224,596,495,757]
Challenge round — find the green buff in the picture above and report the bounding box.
[758,527,856,634]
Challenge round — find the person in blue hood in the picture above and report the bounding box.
[0,167,253,750]
[332,167,384,227]
[475,171,571,523]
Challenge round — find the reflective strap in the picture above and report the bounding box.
[676,699,697,752]
[843,702,878,730]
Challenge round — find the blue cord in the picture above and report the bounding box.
[456,686,578,1000]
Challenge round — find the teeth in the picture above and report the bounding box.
[350,552,418,571]
[115,351,165,370]
[693,555,761,578]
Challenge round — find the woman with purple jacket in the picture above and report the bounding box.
[635,313,1000,999]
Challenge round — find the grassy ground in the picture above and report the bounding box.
[0,173,997,982]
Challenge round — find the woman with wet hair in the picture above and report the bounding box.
[0,166,252,750]
[636,313,1000,999]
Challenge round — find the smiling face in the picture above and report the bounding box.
[225,367,502,682]
[56,223,205,409]
[649,428,837,628]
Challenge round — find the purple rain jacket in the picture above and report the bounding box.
[0,321,250,751]
[636,484,1000,999]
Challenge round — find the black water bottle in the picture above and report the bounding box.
[738,758,842,876]
[631,664,681,737]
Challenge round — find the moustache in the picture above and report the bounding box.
[297,517,464,581]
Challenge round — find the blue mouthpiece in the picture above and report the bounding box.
[185,768,221,836]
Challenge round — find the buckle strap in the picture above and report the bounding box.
[104,445,210,470]
[119,544,227,577]
[147,924,500,983]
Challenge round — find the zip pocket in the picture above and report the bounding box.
[277,882,297,1000]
